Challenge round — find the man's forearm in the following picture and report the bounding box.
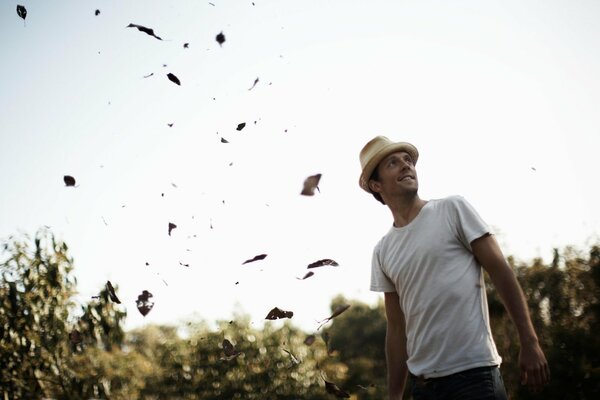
[491,266,538,343]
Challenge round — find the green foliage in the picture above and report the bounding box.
[322,295,388,399]
[2,229,599,399]
[487,245,600,399]
[126,319,345,399]
[0,229,127,399]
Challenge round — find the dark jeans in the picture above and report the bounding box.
[410,366,508,400]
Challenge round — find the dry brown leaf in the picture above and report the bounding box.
[324,380,350,398]
[301,173,321,196]
[106,280,121,304]
[136,290,154,316]
[265,307,293,320]
[303,334,316,346]
[242,254,267,264]
[69,329,82,344]
[220,339,241,360]
[318,304,351,330]
[64,175,76,187]
[307,259,339,269]
[297,271,315,280]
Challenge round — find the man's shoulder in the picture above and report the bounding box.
[431,195,470,210]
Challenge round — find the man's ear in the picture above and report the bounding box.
[368,179,381,193]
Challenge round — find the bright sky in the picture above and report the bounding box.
[1,0,599,332]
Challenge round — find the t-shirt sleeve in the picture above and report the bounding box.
[370,240,396,292]
[450,195,490,251]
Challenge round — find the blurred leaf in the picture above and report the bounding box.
[301,173,321,196]
[127,23,162,40]
[69,329,82,344]
[248,77,259,91]
[318,304,351,330]
[236,122,246,131]
[265,307,293,320]
[220,339,241,360]
[64,175,76,187]
[304,334,316,346]
[216,31,226,46]
[106,280,121,304]
[282,348,300,365]
[167,73,181,85]
[16,5,26,21]
[242,253,267,264]
[168,222,177,236]
[297,271,315,280]
[308,259,339,269]
[324,379,350,398]
[136,290,154,316]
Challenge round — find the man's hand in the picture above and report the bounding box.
[519,340,551,393]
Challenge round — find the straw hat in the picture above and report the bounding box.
[358,136,419,192]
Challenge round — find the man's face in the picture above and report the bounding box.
[370,151,418,199]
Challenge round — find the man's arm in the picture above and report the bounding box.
[471,233,551,393]
[384,291,409,400]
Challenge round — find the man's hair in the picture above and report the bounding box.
[369,168,385,205]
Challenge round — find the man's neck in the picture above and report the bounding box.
[388,195,428,228]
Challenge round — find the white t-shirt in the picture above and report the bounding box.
[371,195,502,378]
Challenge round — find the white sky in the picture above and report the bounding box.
[1,0,599,332]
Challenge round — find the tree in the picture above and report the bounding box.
[0,228,128,399]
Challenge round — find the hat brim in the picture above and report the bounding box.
[359,142,418,192]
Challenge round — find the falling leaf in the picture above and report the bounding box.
[297,271,315,280]
[64,175,76,187]
[265,307,293,320]
[531,167,537,171]
[236,122,246,131]
[282,348,300,365]
[357,384,376,390]
[69,329,82,344]
[171,182,178,188]
[221,137,229,143]
[167,123,174,127]
[183,42,189,48]
[209,2,216,6]
[127,23,162,40]
[167,73,181,85]
[179,262,190,267]
[325,380,350,398]
[304,334,316,346]
[106,281,121,304]
[220,339,241,360]
[168,222,177,236]
[307,259,339,269]
[94,9,100,16]
[216,31,226,46]
[242,254,267,264]
[318,304,351,330]
[248,77,259,91]
[16,5,26,21]
[301,173,321,196]
[136,290,154,316]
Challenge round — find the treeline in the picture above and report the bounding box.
[1,229,598,399]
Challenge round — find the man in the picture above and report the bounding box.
[358,136,550,400]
